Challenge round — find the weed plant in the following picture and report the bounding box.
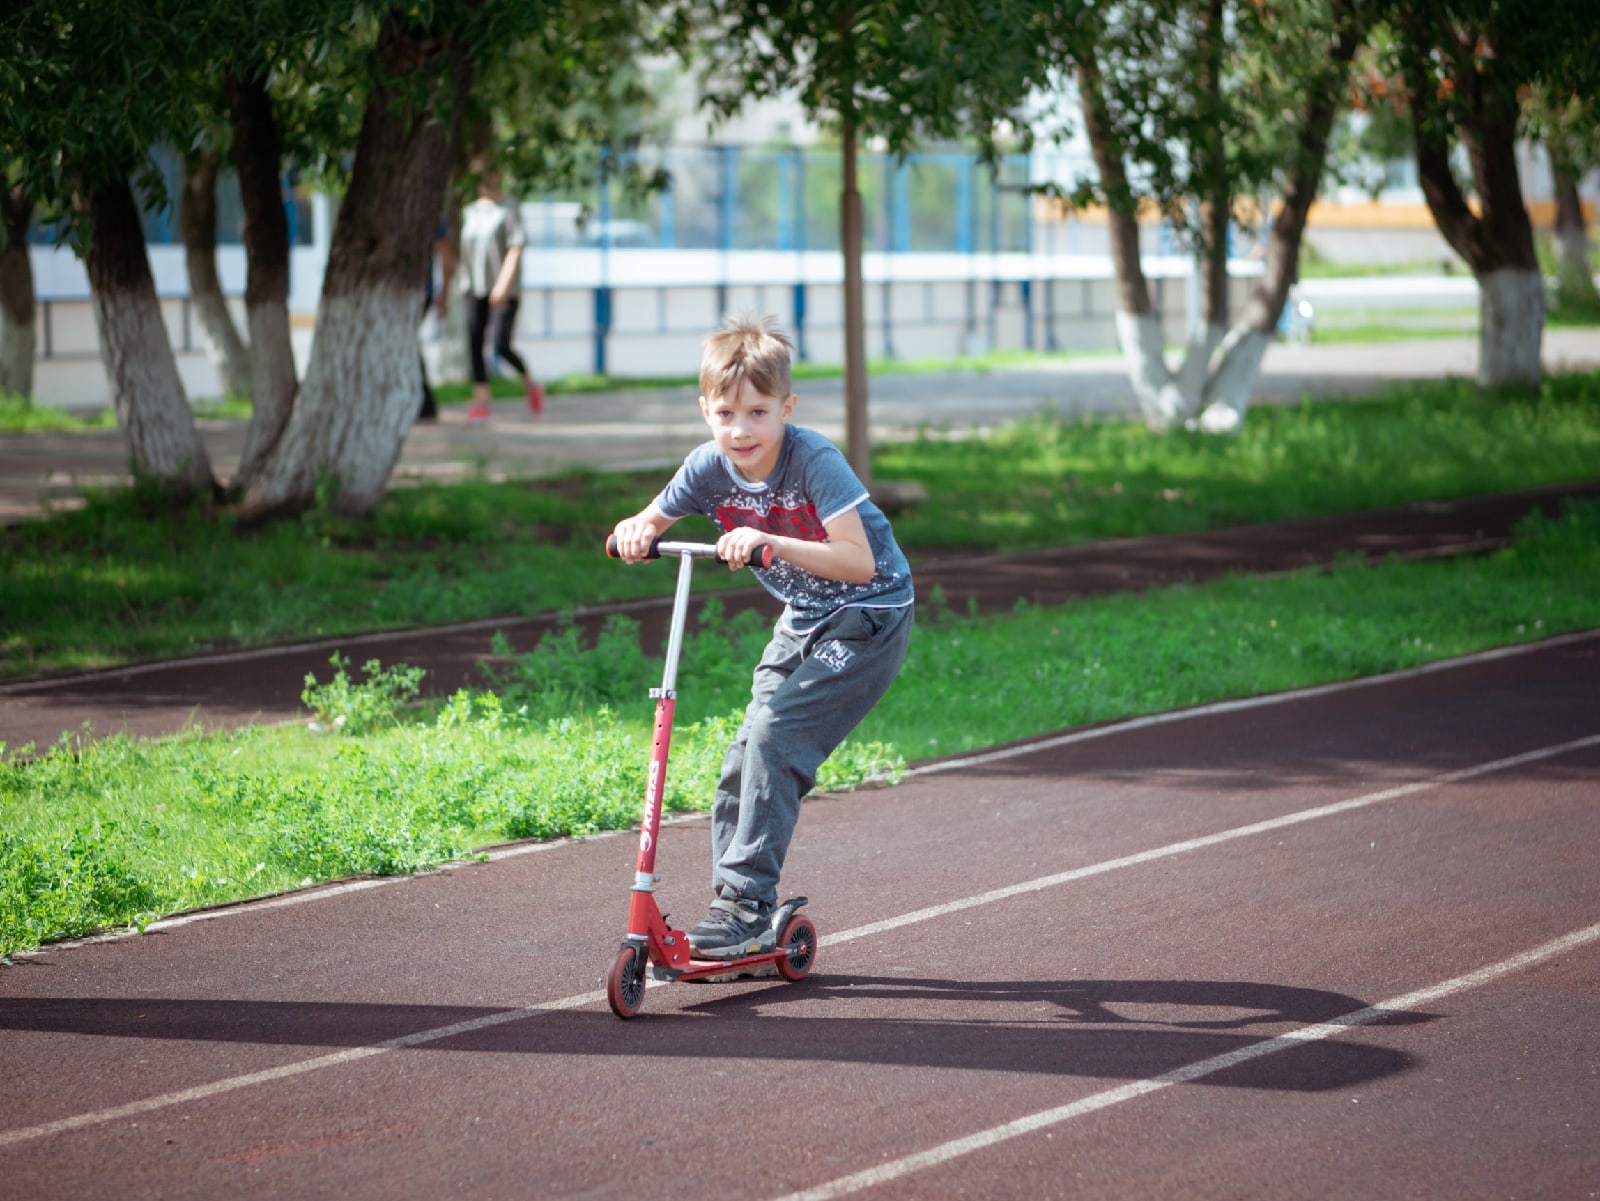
[3,501,1596,957]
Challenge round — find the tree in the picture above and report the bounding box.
[1037,0,1367,432]
[179,146,254,399]
[236,7,472,518]
[691,1,1036,482]
[0,0,216,495]
[237,1,671,518]
[1524,88,1600,312]
[1385,0,1598,388]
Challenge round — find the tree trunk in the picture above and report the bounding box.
[1478,267,1545,388]
[83,177,214,496]
[226,68,299,490]
[1079,51,1196,427]
[1404,18,1543,388]
[840,117,871,484]
[180,150,254,398]
[1551,158,1599,309]
[240,17,468,519]
[0,184,36,400]
[1082,2,1361,433]
[1195,1,1359,431]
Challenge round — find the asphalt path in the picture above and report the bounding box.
[2,631,1596,1199]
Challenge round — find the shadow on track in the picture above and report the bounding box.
[0,976,1432,1094]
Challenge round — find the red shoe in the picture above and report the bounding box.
[526,379,545,416]
[465,399,492,423]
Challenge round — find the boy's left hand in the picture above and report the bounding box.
[716,527,774,571]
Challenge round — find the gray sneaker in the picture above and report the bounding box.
[687,895,774,960]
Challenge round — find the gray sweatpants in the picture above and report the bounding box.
[710,603,913,908]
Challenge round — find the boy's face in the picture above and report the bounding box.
[700,377,796,483]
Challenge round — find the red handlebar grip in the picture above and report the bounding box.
[752,543,774,569]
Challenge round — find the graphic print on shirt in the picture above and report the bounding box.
[714,502,828,542]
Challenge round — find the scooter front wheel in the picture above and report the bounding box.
[607,945,647,1018]
[775,915,818,981]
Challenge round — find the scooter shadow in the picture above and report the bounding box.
[0,975,1432,1093]
[522,972,1429,1092]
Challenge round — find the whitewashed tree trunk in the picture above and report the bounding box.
[235,299,297,478]
[1084,0,1361,437]
[1195,326,1273,433]
[94,289,214,490]
[1552,164,1599,309]
[85,178,213,496]
[192,290,253,397]
[1477,267,1544,389]
[181,152,253,398]
[244,287,420,513]
[238,12,468,518]
[227,69,299,490]
[1114,310,1194,430]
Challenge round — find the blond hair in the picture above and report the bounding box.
[699,315,794,402]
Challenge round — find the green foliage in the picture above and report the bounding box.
[6,371,1600,678]
[0,823,159,953]
[301,654,426,735]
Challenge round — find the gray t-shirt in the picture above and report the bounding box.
[655,426,915,633]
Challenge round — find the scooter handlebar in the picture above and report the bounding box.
[606,535,774,570]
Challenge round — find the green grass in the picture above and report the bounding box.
[4,370,1598,679]
[880,370,1600,550]
[4,499,1596,957]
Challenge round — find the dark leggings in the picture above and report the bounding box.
[468,295,528,383]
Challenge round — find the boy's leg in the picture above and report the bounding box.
[711,605,912,909]
[710,627,804,894]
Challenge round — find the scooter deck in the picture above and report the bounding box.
[651,949,789,984]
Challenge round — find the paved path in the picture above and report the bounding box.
[7,331,1600,523]
[2,632,1596,1199]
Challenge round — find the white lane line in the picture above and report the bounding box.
[2,732,1594,1149]
[835,732,1600,946]
[908,628,1600,777]
[769,922,1600,1201]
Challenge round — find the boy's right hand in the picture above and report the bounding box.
[609,515,660,563]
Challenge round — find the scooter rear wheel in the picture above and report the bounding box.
[775,915,817,981]
[607,945,647,1018]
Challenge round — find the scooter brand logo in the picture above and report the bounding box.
[639,760,662,854]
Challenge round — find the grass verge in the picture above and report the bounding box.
[4,371,1599,680]
[3,500,1596,958]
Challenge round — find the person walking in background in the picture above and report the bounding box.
[454,158,544,423]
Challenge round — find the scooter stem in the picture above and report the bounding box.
[632,550,697,884]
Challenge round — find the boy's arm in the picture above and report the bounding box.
[717,506,876,582]
[610,502,679,563]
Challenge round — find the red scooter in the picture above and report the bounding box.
[603,536,818,1019]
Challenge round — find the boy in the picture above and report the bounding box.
[609,316,914,960]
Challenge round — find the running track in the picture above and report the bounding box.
[2,632,1597,1199]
